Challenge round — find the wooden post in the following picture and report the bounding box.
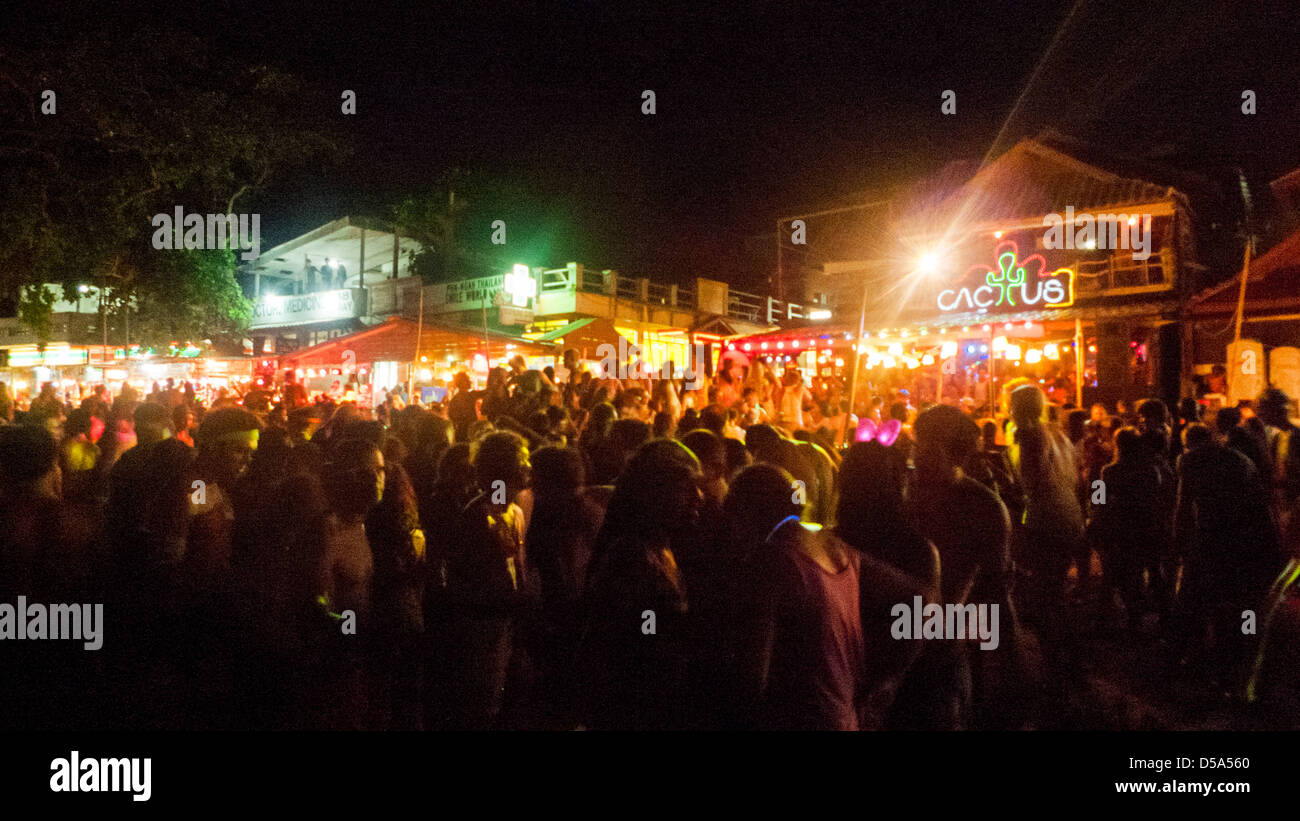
[409,287,423,401]
[1075,317,1084,408]
[842,278,871,446]
[775,218,782,302]
[989,324,997,418]
[1233,244,1251,343]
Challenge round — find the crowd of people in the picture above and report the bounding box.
[1,350,1298,731]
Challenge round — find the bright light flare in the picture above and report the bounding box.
[917,251,942,274]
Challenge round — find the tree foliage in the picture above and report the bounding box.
[0,24,347,345]
[17,284,56,350]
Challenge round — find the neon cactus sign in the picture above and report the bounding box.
[936,240,1074,313]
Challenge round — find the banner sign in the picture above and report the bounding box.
[429,275,506,313]
[251,289,360,329]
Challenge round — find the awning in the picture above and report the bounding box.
[1189,227,1300,318]
[533,317,596,342]
[690,314,745,338]
[725,324,857,352]
[279,317,553,368]
[526,316,625,358]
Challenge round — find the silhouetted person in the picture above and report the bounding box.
[1093,427,1168,630]
[835,440,940,728]
[1173,423,1281,693]
[910,404,1024,729]
[523,446,600,727]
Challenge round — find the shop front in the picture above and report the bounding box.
[277,316,554,406]
[773,139,1198,418]
[734,230,1184,420]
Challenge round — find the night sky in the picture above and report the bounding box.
[11,0,1300,290]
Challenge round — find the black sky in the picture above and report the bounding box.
[13,0,1300,290]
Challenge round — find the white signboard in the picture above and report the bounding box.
[251,289,361,329]
[431,268,538,315]
[498,305,534,326]
[1227,338,1266,406]
[429,275,506,313]
[1270,346,1300,403]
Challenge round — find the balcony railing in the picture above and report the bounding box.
[535,266,801,325]
[1073,246,1171,294]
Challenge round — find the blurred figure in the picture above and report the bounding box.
[1257,388,1300,534]
[1007,385,1085,660]
[523,445,600,727]
[1092,427,1168,630]
[59,407,101,505]
[438,432,531,730]
[911,404,1025,730]
[1173,423,1281,694]
[578,440,702,730]
[0,425,96,729]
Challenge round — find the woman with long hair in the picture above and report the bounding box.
[835,440,940,728]
[578,440,703,729]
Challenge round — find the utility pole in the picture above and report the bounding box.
[842,273,874,447]
[409,286,423,401]
[100,274,108,367]
[776,199,892,304]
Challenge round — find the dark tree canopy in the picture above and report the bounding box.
[0,24,349,345]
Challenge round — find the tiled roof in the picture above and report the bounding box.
[897,139,1175,232]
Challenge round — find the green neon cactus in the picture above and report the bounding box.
[985,250,1026,306]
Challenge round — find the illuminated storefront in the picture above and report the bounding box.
[775,139,1200,415]
[427,263,800,381]
[278,317,554,405]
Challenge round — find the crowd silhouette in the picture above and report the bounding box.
[1,362,1298,730]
